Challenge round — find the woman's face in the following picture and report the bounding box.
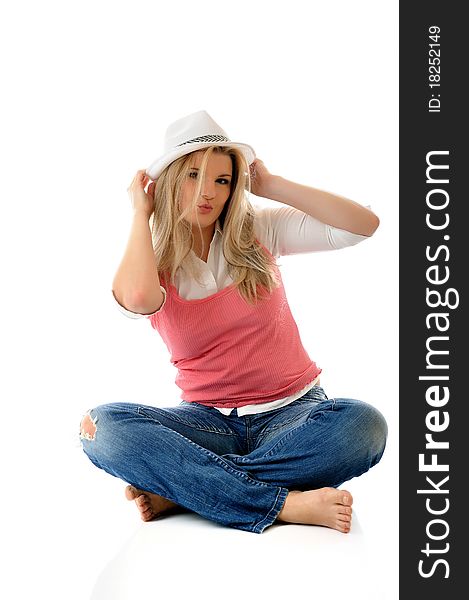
[179,150,233,230]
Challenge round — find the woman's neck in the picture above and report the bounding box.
[192,224,215,262]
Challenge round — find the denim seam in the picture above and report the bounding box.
[137,407,283,489]
[137,406,235,435]
[199,446,283,488]
[259,404,338,460]
[251,486,289,534]
[261,420,311,459]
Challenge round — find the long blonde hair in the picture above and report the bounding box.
[150,145,281,305]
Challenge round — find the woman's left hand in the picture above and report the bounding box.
[249,159,276,198]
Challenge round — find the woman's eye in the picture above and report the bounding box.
[189,172,229,185]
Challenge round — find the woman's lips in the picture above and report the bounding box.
[197,205,213,213]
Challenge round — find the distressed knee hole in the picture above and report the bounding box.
[80,412,97,441]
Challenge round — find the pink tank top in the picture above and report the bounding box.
[149,244,321,409]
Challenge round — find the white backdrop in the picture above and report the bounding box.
[1,1,398,598]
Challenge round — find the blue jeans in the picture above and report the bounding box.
[79,386,387,534]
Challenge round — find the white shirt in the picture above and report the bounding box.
[112,202,370,415]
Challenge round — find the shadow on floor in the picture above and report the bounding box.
[90,510,388,600]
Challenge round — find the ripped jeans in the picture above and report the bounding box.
[79,386,387,534]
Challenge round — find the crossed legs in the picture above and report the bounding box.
[79,396,386,534]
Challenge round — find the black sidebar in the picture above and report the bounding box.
[400,2,466,597]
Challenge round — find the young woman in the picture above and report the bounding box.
[79,110,387,535]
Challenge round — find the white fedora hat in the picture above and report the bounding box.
[145,110,256,180]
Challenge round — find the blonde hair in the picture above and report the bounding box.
[150,146,281,305]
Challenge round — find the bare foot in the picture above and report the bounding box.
[276,488,353,533]
[125,485,180,522]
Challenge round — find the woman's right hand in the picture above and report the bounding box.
[127,169,156,219]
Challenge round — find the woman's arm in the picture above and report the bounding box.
[112,171,164,314]
[250,159,380,237]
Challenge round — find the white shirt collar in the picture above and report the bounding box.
[185,219,223,266]
[214,218,223,237]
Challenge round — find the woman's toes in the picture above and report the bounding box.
[339,519,351,532]
[136,495,147,507]
[340,490,353,506]
[125,485,140,501]
[141,508,154,521]
[338,514,351,524]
